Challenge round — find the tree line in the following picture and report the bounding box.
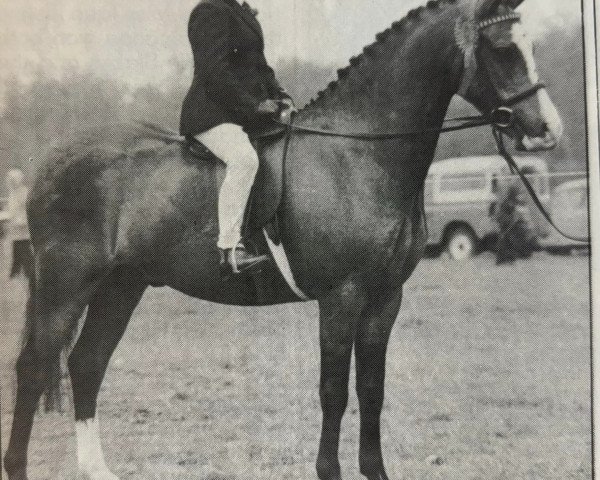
[0,24,587,195]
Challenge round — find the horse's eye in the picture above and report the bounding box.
[492,39,514,50]
[488,44,516,59]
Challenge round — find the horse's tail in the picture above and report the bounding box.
[14,264,36,410]
[16,256,72,413]
[18,257,36,368]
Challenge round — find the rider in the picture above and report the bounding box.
[180,0,294,274]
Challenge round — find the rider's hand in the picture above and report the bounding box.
[278,98,297,123]
[279,97,297,113]
[257,99,280,115]
[280,99,297,122]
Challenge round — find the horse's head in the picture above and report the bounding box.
[458,0,563,151]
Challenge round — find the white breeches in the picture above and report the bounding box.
[195,123,259,249]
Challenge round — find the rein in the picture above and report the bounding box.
[272,11,587,244]
[275,113,493,140]
[276,105,588,245]
[492,128,590,243]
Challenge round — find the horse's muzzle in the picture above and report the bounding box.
[517,130,559,152]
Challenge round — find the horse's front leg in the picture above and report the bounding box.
[355,287,403,480]
[316,280,368,480]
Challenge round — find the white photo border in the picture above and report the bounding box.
[584,0,599,473]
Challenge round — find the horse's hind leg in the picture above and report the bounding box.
[355,287,403,480]
[4,252,101,480]
[68,267,146,480]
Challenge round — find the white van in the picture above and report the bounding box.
[538,178,589,252]
[0,197,8,236]
[424,155,550,260]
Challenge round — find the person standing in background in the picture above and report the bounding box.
[494,182,538,265]
[5,169,34,288]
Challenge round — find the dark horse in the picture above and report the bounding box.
[4,1,562,479]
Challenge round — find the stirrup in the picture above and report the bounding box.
[219,241,270,278]
[230,240,243,274]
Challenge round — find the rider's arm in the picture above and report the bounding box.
[258,52,292,101]
[190,5,261,121]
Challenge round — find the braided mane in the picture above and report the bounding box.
[300,0,460,112]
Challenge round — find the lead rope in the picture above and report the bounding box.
[493,127,590,243]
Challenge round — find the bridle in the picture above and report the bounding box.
[273,12,543,139]
[456,10,546,107]
[270,12,588,243]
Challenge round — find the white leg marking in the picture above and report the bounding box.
[512,22,563,147]
[76,417,119,480]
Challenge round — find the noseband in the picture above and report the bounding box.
[456,10,546,126]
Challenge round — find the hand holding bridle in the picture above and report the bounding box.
[278,98,297,123]
[257,99,280,115]
[258,98,297,121]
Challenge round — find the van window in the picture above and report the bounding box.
[491,174,499,193]
[536,176,549,196]
[439,172,487,192]
[518,167,546,196]
[424,177,434,202]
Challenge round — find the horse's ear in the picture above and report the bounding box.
[503,0,525,8]
[474,0,502,19]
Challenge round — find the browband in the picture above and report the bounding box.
[478,12,521,31]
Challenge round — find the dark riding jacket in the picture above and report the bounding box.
[180,0,289,136]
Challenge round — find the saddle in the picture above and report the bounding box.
[184,124,288,245]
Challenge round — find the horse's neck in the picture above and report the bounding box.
[295,4,462,197]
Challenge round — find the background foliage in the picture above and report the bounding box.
[0,25,586,194]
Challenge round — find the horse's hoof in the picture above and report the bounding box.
[77,468,120,480]
[316,458,342,480]
[363,470,390,480]
[4,462,28,480]
[6,471,28,480]
[317,472,342,480]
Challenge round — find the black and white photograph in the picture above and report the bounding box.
[0,0,598,479]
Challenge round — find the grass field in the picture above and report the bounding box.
[1,252,592,480]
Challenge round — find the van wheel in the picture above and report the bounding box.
[446,227,477,261]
